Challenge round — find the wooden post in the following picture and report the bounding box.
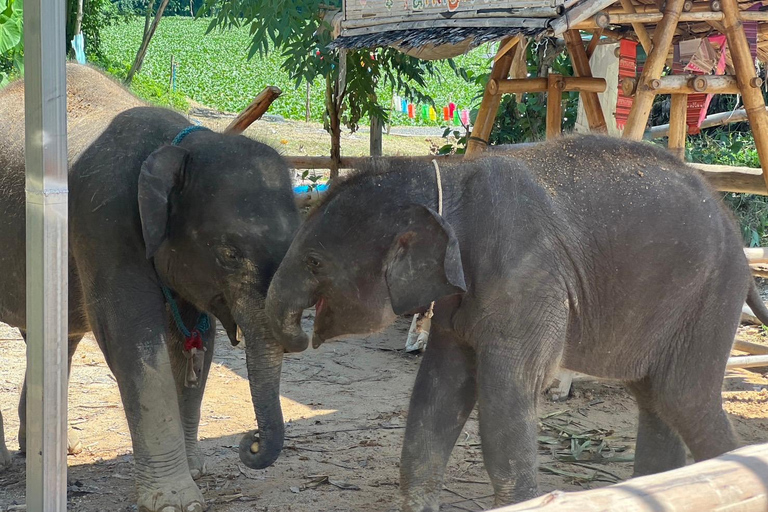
[466,36,519,155]
[622,0,685,140]
[564,30,607,133]
[619,0,652,53]
[546,74,564,139]
[668,94,688,160]
[224,86,282,135]
[722,0,768,191]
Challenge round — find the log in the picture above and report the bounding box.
[726,355,768,368]
[494,77,606,94]
[622,0,685,140]
[647,108,757,138]
[745,247,768,263]
[668,94,687,160]
[546,75,564,139]
[722,0,768,191]
[467,37,519,155]
[224,86,282,135]
[618,0,653,53]
[693,163,767,195]
[564,30,607,133]
[573,10,768,28]
[734,338,768,355]
[493,442,768,511]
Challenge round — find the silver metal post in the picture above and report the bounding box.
[24,0,69,510]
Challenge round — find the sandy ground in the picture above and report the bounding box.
[1,310,768,511]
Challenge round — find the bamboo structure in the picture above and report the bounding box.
[564,30,608,133]
[224,86,282,135]
[668,94,688,160]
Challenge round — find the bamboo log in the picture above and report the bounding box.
[695,163,768,195]
[572,10,734,28]
[734,339,768,355]
[623,74,743,95]
[546,74,564,140]
[648,107,757,138]
[549,0,620,36]
[622,0,686,140]
[745,247,768,263]
[586,29,603,58]
[494,77,607,94]
[726,355,768,368]
[494,443,768,512]
[668,94,688,160]
[564,30,607,133]
[723,0,768,192]
[224,86,282,134]
[467,37,519,155]
[510,37,529,103]
[618,0,653,53]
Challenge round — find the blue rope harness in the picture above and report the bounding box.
[160,124,212,349]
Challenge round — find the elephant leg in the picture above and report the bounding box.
[0,407,11,470]
[18,333,84,456]
[400,326,477,512]
[627,379,686,476]
[166,305,215,480]
[85,277,204,512]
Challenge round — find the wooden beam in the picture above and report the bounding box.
[668,94,688,160]
[727,355,768,369]
[745,247,768,263]
[224,86,282,134]
[622,0,685,140]
[623,75,743,96]
[494,76,606,94]
[573,10,768,29]
[550,0,620,35]
[734,338,768,355]
[494,443,768,511]
[586,29,603,59]
[648,107,758,138]
[564,30,607,133]
[466,37,519,155]
[694,163,767,195]
[546,74,564,139]
[618,0,653,52]
[722,0,768,192]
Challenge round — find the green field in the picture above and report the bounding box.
[101,17,494,125]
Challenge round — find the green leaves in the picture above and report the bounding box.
[0,0,22,87]
[0,13,21,55]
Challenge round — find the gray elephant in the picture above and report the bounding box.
[0,64,300,512]
[265,135,768,511]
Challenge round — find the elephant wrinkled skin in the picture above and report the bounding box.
[0,64,300,512]
[266,136,768,511]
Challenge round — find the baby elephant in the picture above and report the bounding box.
[265,135,768,511]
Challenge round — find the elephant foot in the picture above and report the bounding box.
[187,453,207,480]
[18,427,82,456]
[137,475,205,512]
[0,444,12,471]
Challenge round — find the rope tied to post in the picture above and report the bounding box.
[424,158,444,321]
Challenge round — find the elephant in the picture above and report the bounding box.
[265,135,768,511]
[0,64,300,512]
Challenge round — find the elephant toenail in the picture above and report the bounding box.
[190,469,201,479]
[186,502,204,512]
[160,506,179,512]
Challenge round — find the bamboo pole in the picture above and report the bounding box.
[623,75,742,95]
[733,339,768,355]
[745,247,768,263]
[668,94,688,160]
[622,0,685,140]
[648,107,760,138]
[726,355,768,369]
[510,37,528,103]
[586,29,603,58]
[546,74,564,139]
[695,163,767,195]
[494,443,768,512]
[618,0,653,52]
[564,30,607,133]
[466,37,519,155]
[722,0,768,192]
[549,0,620,35]
[573,9,768,29]
[494,76,606,94]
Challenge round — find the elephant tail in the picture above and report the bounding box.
[746,279,768,326]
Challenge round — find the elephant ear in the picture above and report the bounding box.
[138,145,189,259]
[385,205,467,315]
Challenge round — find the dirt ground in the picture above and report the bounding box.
[2,308,768,511]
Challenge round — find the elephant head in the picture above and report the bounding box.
[265,171,466,352]
[137,128,300,470]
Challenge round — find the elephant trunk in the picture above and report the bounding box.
[237,308,285,470]
[265,264,312,353]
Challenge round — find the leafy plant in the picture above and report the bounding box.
[0,0,23,87]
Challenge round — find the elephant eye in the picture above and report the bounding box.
[306,255,323,273]
[215,244,243,270]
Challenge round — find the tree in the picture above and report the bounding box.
[201,0,448,178]
[125,0,171,84]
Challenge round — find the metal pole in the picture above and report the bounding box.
[24,0,69,510]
